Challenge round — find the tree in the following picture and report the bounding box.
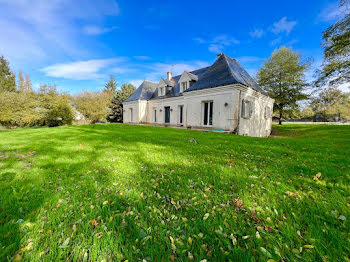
[105,75,118,93]
[317,0,350,88]
[0,55,16,92]
[310,88,350,120]
[256,47,310,124]
[0,84,73,127]
[17,71,33,92]
[18,71,25,92]
[107,83,136,122]
[74,90,113,123]
[37,84,74,127]
[24,74,33,92]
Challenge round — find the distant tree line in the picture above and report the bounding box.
[0,56,135,128]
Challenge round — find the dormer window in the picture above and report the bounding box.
[159,86,166,96]
[181,82,188,92]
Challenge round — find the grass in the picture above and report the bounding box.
[0,124,349,261]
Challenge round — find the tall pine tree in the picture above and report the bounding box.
[0,56,16,92]
[107,83,136,122]
[105,75,118,92]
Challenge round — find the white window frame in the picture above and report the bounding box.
[181,82,188,92]
[159,87,166,96]
[129,108,133,122]
[178,105,184,125]
[202,101,213,127]
[241,99,253,119]
[264,106,271,119]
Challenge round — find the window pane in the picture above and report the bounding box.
[204,102,208,125]
[180,106,183,123]
[209,102,213,125]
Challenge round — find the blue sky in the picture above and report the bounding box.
[0,0,345,93]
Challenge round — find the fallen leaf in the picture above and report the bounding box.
[303,244,314,249]
[203,213,209,220]
[59,238,70,248]
[188,252,194,260]
[91,219,98,228]
[313,172,322,181]
[188,237,192,245]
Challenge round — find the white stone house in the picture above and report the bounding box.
[123,54,274,137]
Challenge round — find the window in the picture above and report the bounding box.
[241,99,253,119]
[159,87,166,96]
[203,101,213,126]
[264,106,271,119]
[129,108,133,122]
[154,109,157,122]
[178,105,184,124]
[181,82,188,92]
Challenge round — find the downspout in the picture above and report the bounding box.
[236,90,242,135]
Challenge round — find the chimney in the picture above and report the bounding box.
[217,53,223,59]
[167,72,172,80]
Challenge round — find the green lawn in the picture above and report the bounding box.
[0,124,349,261]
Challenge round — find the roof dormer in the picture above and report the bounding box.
[157,78,175,96]
[179,71,198,93]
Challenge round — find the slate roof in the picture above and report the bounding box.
[124,80,158,102]
[186,54,267,95]
[124,54,267,102]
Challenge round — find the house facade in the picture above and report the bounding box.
[123,54,274,137]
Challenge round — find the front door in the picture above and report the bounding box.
[164,106,170,123]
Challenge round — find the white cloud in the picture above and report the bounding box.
[193,37,206,44]
[208,44,224,53]
[193,34,239,53]
[212,35,240,45]
[249,29,264,38]
[0,0,120,67]
[129,79,144,87]
[318,2,349,22]
[83,25,118,35]
[134,56,152,60]
[236,56,262,63]
[40,58,124,80]
[270,37,282,46]
[271,17,297,35]
[145,60,210,81]
[110,67,136,74]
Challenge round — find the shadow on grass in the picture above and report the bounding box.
[0,123,349,261]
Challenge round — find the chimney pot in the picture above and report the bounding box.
[167,72,172,80]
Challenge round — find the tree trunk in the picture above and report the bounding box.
[279,111,283,125]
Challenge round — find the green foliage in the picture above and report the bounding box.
[17,71,33,92]
[0,124,349,261]
[317,0,350,88]
[0,91,40,127]
[74,90,113,123]
[0,84,74,128]
[257,47,310,124]
[0,55,16,92]
[107,83,136,122]
[105,75,118,93]
[311,88,350,120]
